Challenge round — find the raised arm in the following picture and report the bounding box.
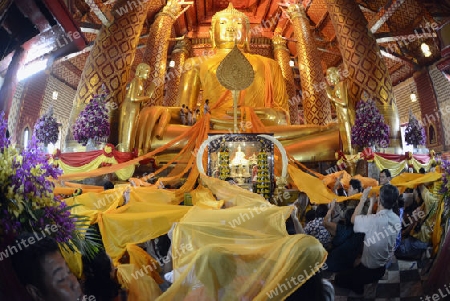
[352,186,371,224]
[290,204,305,234]
[323,199,337,236]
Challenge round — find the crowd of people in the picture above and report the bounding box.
[4,165,441,301]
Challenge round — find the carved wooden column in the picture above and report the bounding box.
[143,0,185,106]
[324,0,401,151]
[285,4,331,125]
[67,0,152,145]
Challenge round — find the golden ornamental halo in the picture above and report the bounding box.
[216,45,255,91]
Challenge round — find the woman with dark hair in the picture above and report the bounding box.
[304,205,332,248]
[82,249,123,301]
[324,201,365,272]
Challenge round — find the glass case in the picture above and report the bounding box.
[207,133,274,199]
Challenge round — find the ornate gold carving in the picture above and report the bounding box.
[286,4,331,125]
[216,45,255,91]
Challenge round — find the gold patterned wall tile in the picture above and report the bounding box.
[67,1,149,142]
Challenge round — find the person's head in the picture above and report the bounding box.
[135,63,150,79]
[182,104,185,108]
[305,209,316,223]
[379,184,399,210]
[344,208,355,225]
[103,181,114,191]
[82,249,120,301]
[205,99,209,104]
[379,169,391,185]
[210,3,250,51]
[419,167,426,174]
[224,177,236,185]
[326,67,340,86]
[11,233,83,301]
[316,204,328,218]
[348,179,363,196]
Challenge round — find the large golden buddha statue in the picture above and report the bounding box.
[126,3,340,161]
[175,3,290,125]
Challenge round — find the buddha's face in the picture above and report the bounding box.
[211,14,249,50]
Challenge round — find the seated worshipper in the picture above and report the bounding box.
[82,249,123,301]
[395,184,437,260]
[286,202,305,235]
[334,185,401,295]
[332,178,363,222]
[304,204,332,248]
[324,202,365,272]
[10,233,84,301]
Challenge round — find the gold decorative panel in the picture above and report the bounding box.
[68,2,149,141]
[143,1,183,106]
[287,4,331,125]
[325,0,401,150]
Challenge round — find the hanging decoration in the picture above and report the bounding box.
[351,98,390,149]
[73,84,110,146]
[33,106,60,146]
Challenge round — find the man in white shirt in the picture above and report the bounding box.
[334,184,401,295]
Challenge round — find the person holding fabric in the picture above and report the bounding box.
[334,184,400,295]
[332,177,363,222]
[324,201,365,272]
[304,204,333,248]
[395,184,437,260]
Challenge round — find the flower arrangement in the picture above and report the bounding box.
[73,85,110,146]
[33,107,60,146]
[439,160,450,213]
[0,112,99,257]
[351,98,390,149]
[405,110,426,147]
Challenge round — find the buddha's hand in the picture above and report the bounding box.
[210,107,289,130]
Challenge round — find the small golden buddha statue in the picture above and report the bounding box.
[326,67,355,155]
[118,63,154,152]
[131,3,340,161]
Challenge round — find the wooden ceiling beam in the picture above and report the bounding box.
[369,0,407,34]
[380,47,417,67]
